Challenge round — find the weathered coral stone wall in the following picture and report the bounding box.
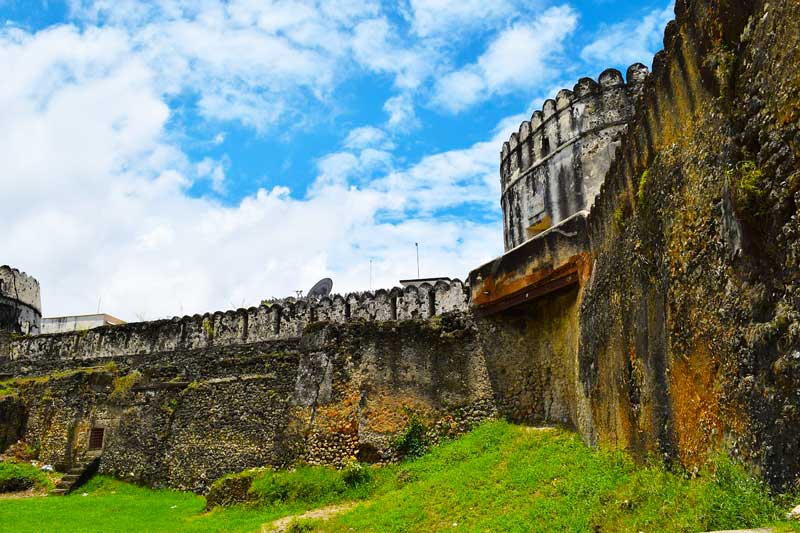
[473,0,800,491]
[577,0,800,488]
[0,315,498,491]
[477,286,588,430]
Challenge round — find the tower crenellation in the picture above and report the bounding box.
[500,63,649,251]
[0,265,42,335]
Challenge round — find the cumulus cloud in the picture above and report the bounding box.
[343,126,392,150]
[383,93,419,132]
[432,5,579,113]
[0,23,504,321]
[0,0,673,324]
[65,0,383,131]
[406,0,543,38]
[351,17,435,89]
[580,3,674,67]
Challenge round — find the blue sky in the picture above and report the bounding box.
[0,0,672,320]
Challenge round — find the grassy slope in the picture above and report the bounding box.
[0,421,797,532]
[316,422,797,533]
[0,462,54,492]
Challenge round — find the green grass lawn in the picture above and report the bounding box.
[0,476,312,533]
[0,421,797,532]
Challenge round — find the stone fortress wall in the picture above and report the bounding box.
[4,279,468,362]
[0,266,41,335]
[2,0,800,494]
[500,64,649,250]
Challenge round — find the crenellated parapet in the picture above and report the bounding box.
[7,279,469,361]
[0,265,42,335]
[500,64,649,250]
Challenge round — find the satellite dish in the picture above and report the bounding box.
[307,278,333,299]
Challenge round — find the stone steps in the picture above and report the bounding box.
[50,457,101,496]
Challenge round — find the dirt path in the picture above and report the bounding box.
[262,502,357,532]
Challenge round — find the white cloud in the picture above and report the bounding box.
[2,0,670,323]
[432,69,486,113]
[196,157,228,194]
[350,17,435,89]
[580,3,673,66]
[383,93,419,132]
[406,0,541,38]
[65,0,382,131]
[62,0,581,129]
[313,146,393,191]
[432,5,579,113]
[0,24,505,321]
[343,126,392,150]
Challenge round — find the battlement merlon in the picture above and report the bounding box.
[6,279,469,362]
[500,64,650,251]
[0,266,41,314]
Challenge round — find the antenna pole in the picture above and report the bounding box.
[369,259,373,291]
[415,242,420,278]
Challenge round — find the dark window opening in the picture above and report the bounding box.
[88,428,105,450]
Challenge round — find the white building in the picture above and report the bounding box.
[41,314,125,334]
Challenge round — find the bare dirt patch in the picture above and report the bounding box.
[263,502,357,532]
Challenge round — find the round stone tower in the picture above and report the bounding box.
[0,266,42,335]
[500,63,650,251]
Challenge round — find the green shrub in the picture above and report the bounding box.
[0,380,17,397]
[206,469,261,509]
[249,466,348,505]
[613,206,626,229]
[286,519,315,532]
[244,462,378,508]
[202,318,214,338]
[341,461,371,487]
[0,462,52,493]
[22,443,40,460]
[393,410,429,459]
